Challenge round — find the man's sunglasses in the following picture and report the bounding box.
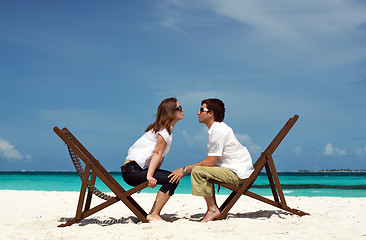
[200,107,209,112]
[176,106,183,111]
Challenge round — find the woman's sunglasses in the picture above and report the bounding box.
[176,106,183,111]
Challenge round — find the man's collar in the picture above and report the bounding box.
[208,121,219,134]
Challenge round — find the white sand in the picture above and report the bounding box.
[1,190,365,240]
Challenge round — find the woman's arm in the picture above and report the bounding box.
[146,134,167,188]
[157,157,164,169]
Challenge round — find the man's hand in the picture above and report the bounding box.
[168,168,185,184]
[147,176,157,189]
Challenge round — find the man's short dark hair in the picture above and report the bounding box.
[202,98,225,122]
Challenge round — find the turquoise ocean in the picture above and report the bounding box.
[1,171,365,197]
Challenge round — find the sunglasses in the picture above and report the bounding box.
[176,106,183,111]
[200,107,209,112]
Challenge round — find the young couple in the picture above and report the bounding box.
[121,97,254,223]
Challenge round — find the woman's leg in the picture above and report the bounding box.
[153,168,179,196]
[146,168,178,221]
[147,190,171,221]
[122,164,178,221]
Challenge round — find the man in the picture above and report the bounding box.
[169,98,254,222]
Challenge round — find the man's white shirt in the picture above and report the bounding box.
[207,122,254,179]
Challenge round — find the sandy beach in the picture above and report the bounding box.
[1,190,365,240]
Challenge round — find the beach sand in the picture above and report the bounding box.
[1,190,365,240]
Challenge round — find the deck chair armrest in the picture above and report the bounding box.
[123,181,149,197]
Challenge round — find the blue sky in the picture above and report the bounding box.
[1,0,366,172]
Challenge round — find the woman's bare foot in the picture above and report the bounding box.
[147,214,164,222]
[200,207,221,223]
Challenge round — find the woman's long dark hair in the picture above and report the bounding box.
[145,97,177,135]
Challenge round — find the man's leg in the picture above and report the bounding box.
[191,166,244,222]
[201,195,221,222]
[191,166,244,196]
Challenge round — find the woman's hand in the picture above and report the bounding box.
[168,168,185,184]
[147,176,157,189]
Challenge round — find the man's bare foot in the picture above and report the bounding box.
[200,208,221,223]
[147,214,164,222]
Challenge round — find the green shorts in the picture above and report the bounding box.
[191,166,245,197]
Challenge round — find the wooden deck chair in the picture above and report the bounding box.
[209,114,309,219]
[53,127,149,227]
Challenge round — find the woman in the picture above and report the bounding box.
[121,97,184,221]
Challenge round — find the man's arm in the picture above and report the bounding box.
[185,156,217,173]
[168,156,218,183]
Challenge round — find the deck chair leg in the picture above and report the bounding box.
[58,218,80,227]
[89,165,149,223]
[58,163,92,227]
[216,179,255,220]
[84,190,93,212]
[266,153,287,206]
[76,163,91,219]
[218,191,236,213]
[265,162,280,202]
[217,191,244,220]
[117,195,148,223]
[84,171,97,211]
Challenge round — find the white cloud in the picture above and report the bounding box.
[291,146,303,156]
[323,143,346,157]
[0,137,32,162]
[235,133,263,156]
[157,1,186,33]
[159,0,366,69]
[209,0,366,36]
[353,146,366,159]
[176,91,223,108]
[162,0,366,39]
[181,127,208,147]
[181,127,262,157]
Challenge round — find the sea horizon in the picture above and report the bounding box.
[1,170,365,198]
[1,168,366,173]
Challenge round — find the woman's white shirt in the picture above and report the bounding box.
[126,128,172,169]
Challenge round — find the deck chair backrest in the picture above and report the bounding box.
[253,114,299,169]
[55,127,126,194]
[53,127,149,226]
